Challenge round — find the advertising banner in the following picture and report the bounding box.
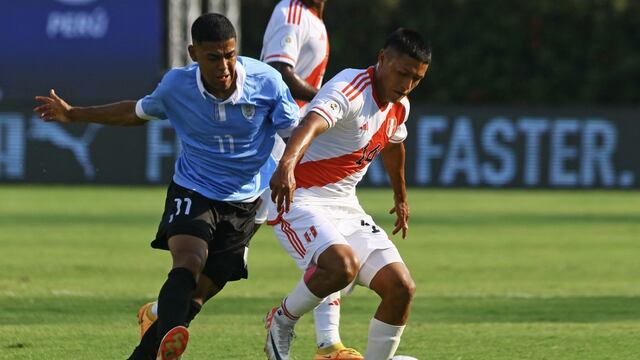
[1,106,638,188]
[0,0,164,107]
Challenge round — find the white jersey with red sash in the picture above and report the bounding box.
[261,0,330,109]
[293,66,410,206]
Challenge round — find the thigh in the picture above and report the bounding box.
[269,203,349,270]
[356,246,405,289]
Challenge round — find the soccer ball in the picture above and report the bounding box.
[390,356,419,360]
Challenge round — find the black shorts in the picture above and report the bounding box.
[151,181,261,282]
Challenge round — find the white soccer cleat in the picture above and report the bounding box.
[264,306,295,360]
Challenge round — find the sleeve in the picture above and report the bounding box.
[389,100,410,143]
[135,76,168,120]
[306,77,351,128]
[389,124,408,143]
[271,76,301,138]
[261,21,302,67]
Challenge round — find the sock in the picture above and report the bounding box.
[278,279,323,325]
[185,299,202,327]
[364,318,405,360]
[128,321,159,360]
[314,291,342,349]
[156,268,196,340]
[128,300,201,360]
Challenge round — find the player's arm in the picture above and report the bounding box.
[270,112,329,212]
[381,141,409,239]
[269,62,318,102]
[34,89,147,126]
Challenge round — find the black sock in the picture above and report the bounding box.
[185,299,202,327]
[128,299,202,360]
[127,321,158,360]
[156,267,196,339]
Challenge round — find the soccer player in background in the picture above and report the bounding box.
[259,1,363,359]
[34,13,299,360]
[263,28,431,360]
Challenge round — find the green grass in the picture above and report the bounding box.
[0,186,639,359]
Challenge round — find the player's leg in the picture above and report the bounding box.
[313,291,341,348]
[128,182,216,360]
[359,249,415,360]
[313,291,363,360]
[129,273,226,360]
[265,204,359,360]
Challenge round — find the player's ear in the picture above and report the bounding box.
[187,44,197,62]
[377,48,386,66]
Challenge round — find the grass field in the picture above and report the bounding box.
[0,186,639,359]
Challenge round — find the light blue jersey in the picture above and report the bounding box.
[136,57,299,201]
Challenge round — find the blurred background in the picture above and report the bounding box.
[0,0,638,188]
[1,1,639,359]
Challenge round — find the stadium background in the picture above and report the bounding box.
[0,0,638,188]
[0,1,639,359]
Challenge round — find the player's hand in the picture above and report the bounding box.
[389,200,410,239]
[269,163,296,213]
[33,89,73,123]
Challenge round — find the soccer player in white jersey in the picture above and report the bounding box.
[261,0,329,109]
[263,28,431,360]
[260,2,364,360]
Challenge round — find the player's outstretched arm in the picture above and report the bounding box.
[269,62,318,102]
[34,89,147,126]
[381,142,409,239]
[270,112,328,212]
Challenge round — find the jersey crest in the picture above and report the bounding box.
[241,104,256,120]
[386,117,397,138]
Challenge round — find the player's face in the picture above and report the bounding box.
[377,49,428,103]
[189,38,237,96]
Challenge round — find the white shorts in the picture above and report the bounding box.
[255,190,271,224]
[267,201,404,292]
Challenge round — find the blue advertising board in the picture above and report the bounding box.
[0,0,164,107]
[1,106,638,188]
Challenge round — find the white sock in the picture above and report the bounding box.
[151,302,158,317]
[314,291,342,349]
[279,279,324,325]
[365,318,405,360]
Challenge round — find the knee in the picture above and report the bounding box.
[330,254,359,286]
[393,276,416,304]
[172,250,206,275]
[380,273,415,306]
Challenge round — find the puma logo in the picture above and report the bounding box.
[29,118,102,179]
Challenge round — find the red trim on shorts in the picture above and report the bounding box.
[280,217,306,258]
[266,210,283,226]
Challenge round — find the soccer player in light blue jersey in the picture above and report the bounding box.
[34,13,299,360]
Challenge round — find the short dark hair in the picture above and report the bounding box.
[384,28,431,64]
[191,13,236,43]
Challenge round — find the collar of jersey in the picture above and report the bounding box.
[196,60,245,104]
